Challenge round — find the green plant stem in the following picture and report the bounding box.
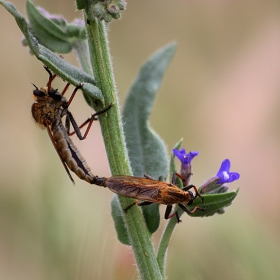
[156,139,183,276]
[157,214,179,276]
[72,40,93,76]
[83,14,163,280]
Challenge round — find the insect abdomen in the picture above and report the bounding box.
[51,120,95,183]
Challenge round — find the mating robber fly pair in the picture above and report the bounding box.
[32,66,205,223]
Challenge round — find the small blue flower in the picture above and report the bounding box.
[172,148,199,165]
[173,148,199,186]
[216,159,240,184]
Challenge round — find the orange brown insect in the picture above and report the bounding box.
[91,173,205,222]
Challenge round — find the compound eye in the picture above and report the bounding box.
[187,191,194,205]
[33,89,46,97]
[48,88,61,100]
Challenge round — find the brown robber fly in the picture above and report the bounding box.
[91,173,205,222]
[31,66,112,184]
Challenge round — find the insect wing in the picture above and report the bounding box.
[106,176,165,202]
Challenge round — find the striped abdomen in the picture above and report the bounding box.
[51,119,95,184]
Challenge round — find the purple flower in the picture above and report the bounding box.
[216,159,240,184]
[172,148,199,165]
[173,148,199,186]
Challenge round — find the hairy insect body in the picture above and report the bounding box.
[31,67,111,184]
[32,85,96,184]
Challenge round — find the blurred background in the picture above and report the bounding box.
[1,0,280,279]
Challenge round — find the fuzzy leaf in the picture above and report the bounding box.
[122,43,176,234]
[186,190,239,217]
[26,0,72,53]
[0,0,104,106]
[110,195,130,245]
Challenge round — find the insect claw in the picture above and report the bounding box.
[43,65,52,77]
[175,212,182,223]
[198,193,204,203]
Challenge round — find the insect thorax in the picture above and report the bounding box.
[162,188,191,205]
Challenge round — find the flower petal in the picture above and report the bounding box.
[216,159,240,184]
[172,148,199,164]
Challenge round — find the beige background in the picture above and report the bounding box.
[1,0,280,279]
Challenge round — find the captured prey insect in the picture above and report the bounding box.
[31,66,112,184]
[91,173,205,222]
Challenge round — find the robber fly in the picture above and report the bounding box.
[91,173,205,222]
[31,66,112,184]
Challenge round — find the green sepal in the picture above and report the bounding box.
[189,189,239,217]
[110,195,130,245]
[86,0,126,23]
[0,0,105,106]
[122,43,176,234]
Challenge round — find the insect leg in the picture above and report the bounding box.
[43,66,80,103]
[68,104,113,139]
[165,205,182,223]
[178,203,205,214]
[61,83,70,96]
[43,66,57,92]
[65,111,84,139]
[171,172,186,185]
[65,83,83,107]
[175,212,181,223]
[124,200,154,212]
[144,174,155,180]
[171,172,191,186]
[138,201,154,207]
[164,205,172,219]
[124,201,138,212]
[143,174,165,181]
